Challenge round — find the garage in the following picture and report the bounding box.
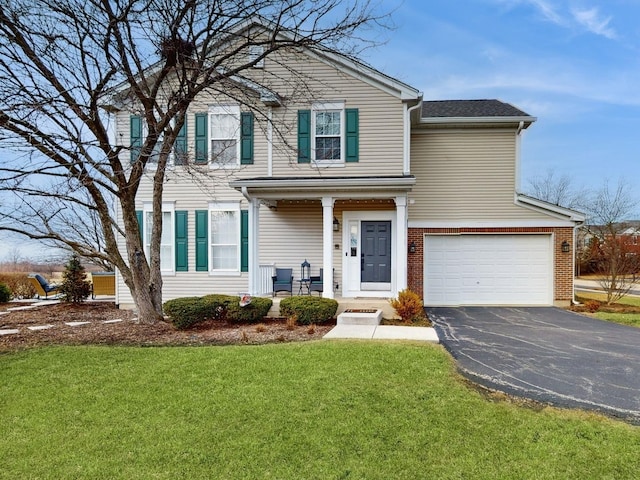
[424,234,553,306]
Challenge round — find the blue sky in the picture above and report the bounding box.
[363,0,640,199]
[2,0,639,260]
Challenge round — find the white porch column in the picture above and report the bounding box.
[248,199,261,295]
[321,196,335,299]
[395,195,408,293]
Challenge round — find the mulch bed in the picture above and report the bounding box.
[0,301,334,352]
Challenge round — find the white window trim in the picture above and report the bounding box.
[208,105,241,169]
[248,45,264,68]
[142,201,176,275]
[311,101,345,167]
[208,201,242,275]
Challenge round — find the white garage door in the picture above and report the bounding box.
[424,234,552,306]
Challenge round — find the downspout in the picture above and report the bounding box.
[404,97,423,175]
[572,221,585,305]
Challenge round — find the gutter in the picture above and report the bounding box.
[404,97,424,175]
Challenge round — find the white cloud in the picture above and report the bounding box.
[571,7,617,39]
[490,0,617,39]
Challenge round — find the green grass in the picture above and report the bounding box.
[1,343,639,479]
[576,292,640,327]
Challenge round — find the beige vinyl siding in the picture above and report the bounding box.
[409,129,554,222]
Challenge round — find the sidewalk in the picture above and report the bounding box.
[323,324,439,342]
[575,278,640,296]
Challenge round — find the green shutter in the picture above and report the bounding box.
[174,121,187,165]
[297,109,311,163]
[130,115,142,164]
[175,211,188,272]
[135,210,143,242]
[195,210,208,271]
[345,108,359,163]
[240,112,254,165]
[194,113,208,164]
[240,209,249,272]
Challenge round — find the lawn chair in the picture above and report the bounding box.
[28,274,60,299]
[272,268,293,297]
[309,268,324,296]
[91,272,115,298]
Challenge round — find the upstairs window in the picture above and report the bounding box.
[210,105,240,167]
[298,103,358,165]
[194,107,253,167]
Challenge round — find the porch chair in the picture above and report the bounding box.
[309,268,324,296]
[28,274,60,299]
[272,268,293,297]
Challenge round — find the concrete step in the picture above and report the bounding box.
[337,309,382,326]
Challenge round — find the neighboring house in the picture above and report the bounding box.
[111,19,585,309]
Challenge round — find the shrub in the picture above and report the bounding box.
[389,289,426,323]
[163,296,213,329]
[0,283,11,303]
[164,294,272,329]
[584,299,601,313]
[279,296,338,325]
[0,273,37,299]
[226,296,273,324]
[59,254,91,303]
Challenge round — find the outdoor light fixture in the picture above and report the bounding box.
[333,216,340,232]
[409,241,417,254]
[561,240,570,253]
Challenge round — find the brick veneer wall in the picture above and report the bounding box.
[407,227,575,304]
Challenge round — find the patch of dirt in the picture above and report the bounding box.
[0,302,334,352]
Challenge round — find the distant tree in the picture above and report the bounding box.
[582,180,639,304]
[0,0,389,323]
[525,169,587,209]
[59,254,91,303]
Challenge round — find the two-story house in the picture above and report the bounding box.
[112,19,584,310]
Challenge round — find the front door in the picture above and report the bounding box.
[361,221,391,289]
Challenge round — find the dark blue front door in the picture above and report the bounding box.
[361,221,391,283]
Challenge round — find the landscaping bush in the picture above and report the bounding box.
[0,273,37,299]
[279,296,338,325]
[226,296,273,324]
[0,283,11,303]
[59,254,91,303]
[389,288,427,323]
[164,294,270,329]
[163,296,219,330]
[584,299,601,313]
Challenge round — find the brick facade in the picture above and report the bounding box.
[407,227,575,305]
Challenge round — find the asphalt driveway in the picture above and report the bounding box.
[426,306,640,424]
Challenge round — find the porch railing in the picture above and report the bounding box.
[258,263,276,296]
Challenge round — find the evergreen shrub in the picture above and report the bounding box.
[279,296,338,325]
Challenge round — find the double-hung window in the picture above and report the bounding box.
[210,105,241,167]
[209,202,240,272]
[142,202,175,273]
[313,103,343,162]
[297,102,358,165]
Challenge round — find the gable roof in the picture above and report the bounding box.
[105,15,422,108]
[420,99,536,127]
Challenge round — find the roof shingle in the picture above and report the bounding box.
[422,99,531,118]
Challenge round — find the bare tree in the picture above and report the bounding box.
[583,180,639,304]
[525,169,588,209]
[0,0,389,323]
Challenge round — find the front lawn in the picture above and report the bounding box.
[1,343,639,479]
[575,293,640,327]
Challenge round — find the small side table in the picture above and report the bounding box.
[298,278,311,295]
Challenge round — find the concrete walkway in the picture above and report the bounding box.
[323,324,439,342]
